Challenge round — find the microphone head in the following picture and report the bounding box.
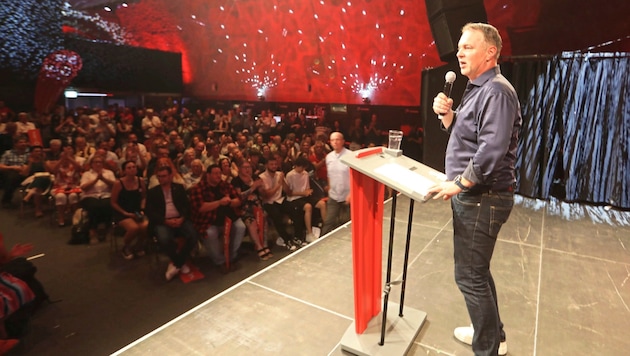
[445,71,456,84]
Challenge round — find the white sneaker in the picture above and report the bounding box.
[275,237,286,247]
[453,325,507,356]
[305,233,316,243]
[180,264,191,274]
[165,263,181,281]
[312,227,321,239]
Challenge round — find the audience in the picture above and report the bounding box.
[0,100,414,284]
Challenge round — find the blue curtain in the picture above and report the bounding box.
[514,53,630,208]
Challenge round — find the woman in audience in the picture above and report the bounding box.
[110,161,148,260]
[219,157,234,183]
[79,155,115,243]
[231,160,272,260]
[50,144,83,226]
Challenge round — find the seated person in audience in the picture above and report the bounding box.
[146,165,198,281]
[145,140,170,179]
[75,115,97,146]
[178,148,195,175]
[192,141,209,166]
[148,157,185,189]
[258,154,302,251]
[86,141,119,174]
[110,161,148,260]
[247,149,265,176]
[285,157,326,243]
[204,140,227,167]
[308,140,328,187]
[119,142,147,177]
[73,135,95,160]
[45,139,63,162]
[79,155,115,243]
[0,122,19,158]
[219,157,234,183]
[183,159,204,190]
[120,133,149,162]
[21,146,52,218]
[231,160,272,260]
[0,136,29,209]
[189,165,246,273]
[49,144,83,226]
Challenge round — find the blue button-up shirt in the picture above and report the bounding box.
[444,66,522,189]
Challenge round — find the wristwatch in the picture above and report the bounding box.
[453,175,470,192]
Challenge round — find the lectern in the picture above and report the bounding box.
[339,147,446,356]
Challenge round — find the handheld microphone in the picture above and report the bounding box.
[438,71,457,120]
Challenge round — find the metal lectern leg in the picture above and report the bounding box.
[399,199,414,316]
[379,192,397,346]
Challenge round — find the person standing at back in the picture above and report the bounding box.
[429,23,522,356]
[320,132,351,235]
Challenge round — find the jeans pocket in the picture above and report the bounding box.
[490,205,512,237]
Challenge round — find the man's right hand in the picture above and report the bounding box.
[432,93,454,117]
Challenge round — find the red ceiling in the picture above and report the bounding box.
[96,0,627,105]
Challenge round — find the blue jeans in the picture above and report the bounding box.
[451,190,513,356]
[203,218,246,266]
[154,219,198,268]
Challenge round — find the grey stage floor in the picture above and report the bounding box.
[113,195,630,356]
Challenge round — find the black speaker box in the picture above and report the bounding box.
[425,0,487,62]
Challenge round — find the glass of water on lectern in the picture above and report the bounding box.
[388,130,403,151]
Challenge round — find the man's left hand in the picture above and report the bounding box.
[428,181,462,201]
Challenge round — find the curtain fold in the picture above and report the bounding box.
[513,53,630,208]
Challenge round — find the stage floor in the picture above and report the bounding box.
[114,195,630,355]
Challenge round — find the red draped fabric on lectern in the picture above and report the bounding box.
[34,50,82,113]
[349,168,384,334]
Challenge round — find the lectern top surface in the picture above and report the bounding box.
[341,147,447,202]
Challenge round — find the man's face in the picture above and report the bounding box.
[239,163,252,176]
[156,169,172,186]
[31,147,43,159]
[457,29,494,81]
[157,148,169,158]
[15,139,28,151]
[266,159,278,173]
[330,133,344,151]
[191,161,203,175]
[207,167,222,185]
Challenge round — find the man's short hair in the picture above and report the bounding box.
[462,22,502,58]
[294,156,309,168]
[206,164,221,173]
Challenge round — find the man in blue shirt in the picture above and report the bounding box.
[429,23,522,356]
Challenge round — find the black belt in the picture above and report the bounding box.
[470,184,515,195]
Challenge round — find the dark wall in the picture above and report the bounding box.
[64,37,183,93]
